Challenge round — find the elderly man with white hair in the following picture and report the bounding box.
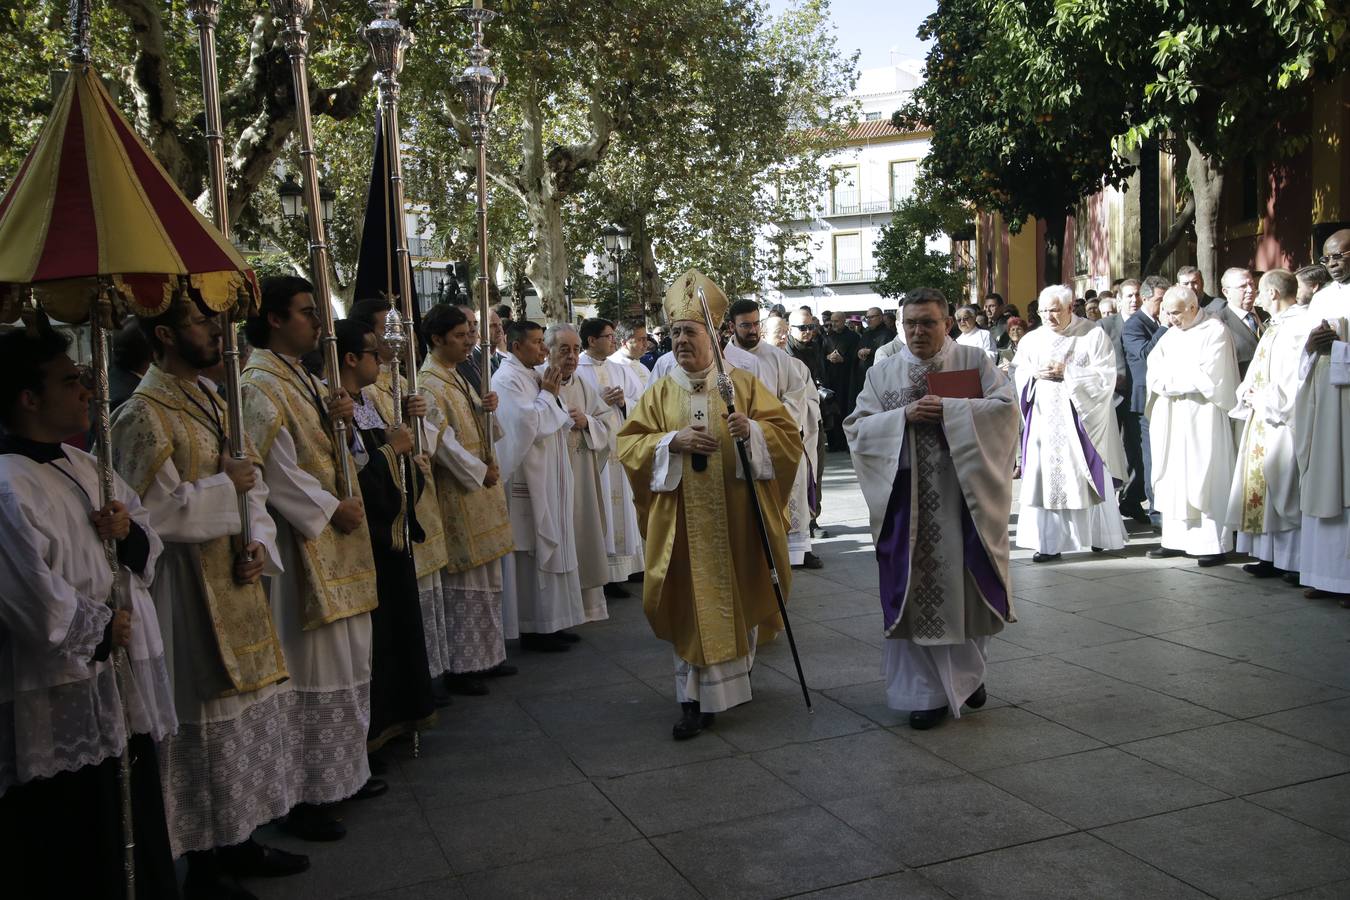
[1146,285,1240,566]
[1013,285,1128,561]
[1206,267,1263,375]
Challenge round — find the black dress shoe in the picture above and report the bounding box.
[795,551,824,570]
[486,661,519,677]
[556,629,582,644]
[350,778,388,801]
[908,706,949,730]
[1091,546,1104,553]
[1032,552,1062,563]
[672,701,714,740]
[965,684,987,709]
[444,673,489,696]
[603,582,631,599]
[520,632,570,653]
[1147,547,1185,559]
[1196,553,1227,568]
[367,754,388,776]
[1283,571,1302,586]
[184,855,259,900]
[431,686,454,708]
[627,571,645,583]
[1243,561,1281,578]
[217,839,310,879]
[280,804,346,842]
[1120,504,1152,525]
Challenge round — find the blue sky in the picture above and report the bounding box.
[765,0,936,71]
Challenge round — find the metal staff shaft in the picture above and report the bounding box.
[365,1,423,455]
[188,0,253,557]
[90,292,138,900]
[271,0,354,497]
[697,288,812,711]
[382,309,413,553]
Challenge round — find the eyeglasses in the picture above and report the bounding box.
[791,324,818,332]
[903,318,946,330]
[1319,250,1348,265]
[866,313,883,321]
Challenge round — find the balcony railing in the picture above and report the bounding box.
[828,198,897,217]
[778,268,878,289]
[407,236,440,258]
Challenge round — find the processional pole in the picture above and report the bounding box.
[188,0,253,557]
[270,0,355,497]
[364,1,423,455]
[66,2,139,893]
[455,0,505,458]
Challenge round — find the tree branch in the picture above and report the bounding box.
[108,0,191,188]
[1143,193,1197,276]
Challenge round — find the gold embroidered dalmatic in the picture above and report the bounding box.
[371,369,449,578]
[617,367,802,667]
[419,356,513,573]
[112,365,287,695]
[241,350,377,630]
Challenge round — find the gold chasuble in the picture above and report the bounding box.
[419,356,514,573]
[241,349,377,630]
[112,365,287,695]
[371,369,450,578]
[618,366,802,667]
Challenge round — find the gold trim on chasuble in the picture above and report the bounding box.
[419,360,513,573]
[112,367,287,696]
[242,351,377,630]
[1239,325,1277,534]
[370,374,450,577]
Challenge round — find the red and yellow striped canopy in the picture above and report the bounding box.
[0,65,258,325]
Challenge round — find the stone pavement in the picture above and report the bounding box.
[248,452,1350,899]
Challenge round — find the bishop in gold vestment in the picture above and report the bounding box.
[618,271,802,740]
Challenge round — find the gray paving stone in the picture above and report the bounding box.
[1271,880,1350,899]
[1055,635,1234,686]
[1251,648,1350,691]
[795,871,955,899]
[712,691,877,754]
[556,719,738,778]
[652,805,900,900]
[996,604,1140,654]
[824,774,1073,866]
[980,746,1226,828]
[1122,720,1350,795]
[1254,696,1350,752]
[897,705,1103,771]
[1250,773,1350,843]
[1093,799,1350,900]
[596,755,808,836]
[456,839,700,899]
[754,729,962,802]
[984,654,1127,705]
[1023,680,1231,744]
[491,642,638,698]
[821,680,910,727]
[1143,660,1347,718]
[354,877,468,899]
[819,613,886,648]
[403,737,585,811]
[920,832,1210,899]
[1165,616,1348,662]
[760,622,884,690]
[1077,595,1248,634]
[425,782,639,874]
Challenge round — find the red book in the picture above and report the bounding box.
[926,368,983,399]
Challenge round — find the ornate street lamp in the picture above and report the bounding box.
[278,173,304,220]
[601,223,632,310]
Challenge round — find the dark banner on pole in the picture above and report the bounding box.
[353,116,422,347]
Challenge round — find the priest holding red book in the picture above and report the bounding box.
[845,287,1019,730]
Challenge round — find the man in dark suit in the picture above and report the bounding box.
[984,293,1015,348]
[1203,266,1265,375]
[1120,275,1171,525]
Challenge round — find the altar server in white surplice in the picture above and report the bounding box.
[845,288,1018,732]
[495,320,586,652]
[1226,269,1311,581]
[576,317,646,594]
[1295,228,1350,601]
[546,323,613,623]
[1013,285,1127,561]
[0,328,179,899]
[1145,285,1239,566]
[113,297,310,888]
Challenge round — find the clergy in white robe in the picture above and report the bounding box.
[648,340,759,384]
[419,305,513,695]
[576,319,647,588]
[955,305,998,359]
[1145,286,1240,564]
[1013,286,1128,560]
[1226,271,1310,577]
[112,299,303,879]
[845,289,1018,730]
[617,270,803,741]
[0,329,178,898]
[547,324,613,622]
[495,322,586,651]
[726,300,824,569]
[241,276,378,841]
[1295,227,1350,598]
[612,319,652,393]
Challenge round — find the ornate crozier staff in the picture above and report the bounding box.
[381,306,412,551]
[363,0,423,454]
[455,1,505,459]
[698,287,813,712]
[187,0,252,558]
[269,0,355,496]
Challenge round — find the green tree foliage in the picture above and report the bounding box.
[872,182,970,303]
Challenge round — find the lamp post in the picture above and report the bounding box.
[600,223,631,314]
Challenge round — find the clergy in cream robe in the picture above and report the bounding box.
[1226,296,1310,572]
[846,335,1018,718]
[1012,292,1128,556]
[241,348,377,805]
[612,342,651,392]
[494,328,586,639]
[647,341,759,384]
[1146,294,1240,557]
[112,364,295,858]
[549,325,614,622]
[577,346,647,583]
[419,324,512,678]
[1295,273,1350,592]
